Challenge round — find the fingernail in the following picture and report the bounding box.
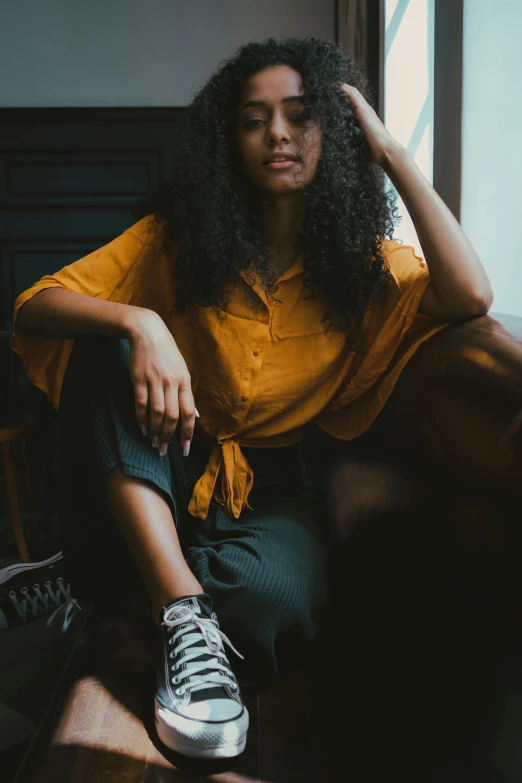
[159,443,168,457]
[195,408,200,418]
[152,436,159,449]
[183,440,191,457]
[141,425,147,437]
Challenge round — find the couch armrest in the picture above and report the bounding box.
[370,312,522,493]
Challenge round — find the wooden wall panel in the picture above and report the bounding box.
[0,108,185,333]
[0,107,185,410]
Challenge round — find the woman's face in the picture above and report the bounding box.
[236,65,322,196]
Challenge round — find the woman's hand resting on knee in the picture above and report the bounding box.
[126,309,198,457]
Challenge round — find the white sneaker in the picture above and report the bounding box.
[0,551,80,632]
[155,593,249,758]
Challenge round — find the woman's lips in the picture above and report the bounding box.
[263,159,300,169]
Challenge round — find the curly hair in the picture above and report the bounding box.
[139,35,399,353]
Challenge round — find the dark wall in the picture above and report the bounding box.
[0,107,186,415]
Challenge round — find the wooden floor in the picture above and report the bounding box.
[20,668,325,782]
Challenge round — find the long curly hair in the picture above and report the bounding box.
[139,35,399,353]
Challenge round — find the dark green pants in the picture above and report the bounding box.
[53,335,331,684]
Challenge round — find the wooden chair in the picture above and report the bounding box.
[0,419,40,563]
[1,328,54,563]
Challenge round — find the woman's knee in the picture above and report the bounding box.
[61,334,133,405]
[68,334,131,378]
[221,549,326,634]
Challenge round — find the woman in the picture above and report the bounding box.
[11,36,492,760]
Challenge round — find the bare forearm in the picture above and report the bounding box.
[383,145,493,312]
[15,288,151,340]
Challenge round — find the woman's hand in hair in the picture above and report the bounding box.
[338,82,402,169]
[124,308,198,458]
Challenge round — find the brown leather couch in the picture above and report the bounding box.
[304,309,522,545]
[306,309,522,783]
[373,310,522,499]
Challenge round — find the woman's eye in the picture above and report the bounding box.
[243,109,311,130]
[290,109,311,124]
[245,118,264,129]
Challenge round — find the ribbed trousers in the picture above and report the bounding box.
[52,334,331,684]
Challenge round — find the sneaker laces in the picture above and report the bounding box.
[163,604,243,697]
[46,597,81,633]
[8,576,81,633]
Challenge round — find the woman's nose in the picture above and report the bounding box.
[267,114,290,143]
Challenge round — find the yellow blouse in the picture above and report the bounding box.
[11,215,452,521]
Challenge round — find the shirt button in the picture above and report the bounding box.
[253,348,260,356]
[241,395,249,401]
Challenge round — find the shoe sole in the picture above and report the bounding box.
[154,696,249,758]
[0,551,63,586]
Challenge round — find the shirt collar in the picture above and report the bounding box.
[238,251,309,289]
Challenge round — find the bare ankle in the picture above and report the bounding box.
[152,587,205,627]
